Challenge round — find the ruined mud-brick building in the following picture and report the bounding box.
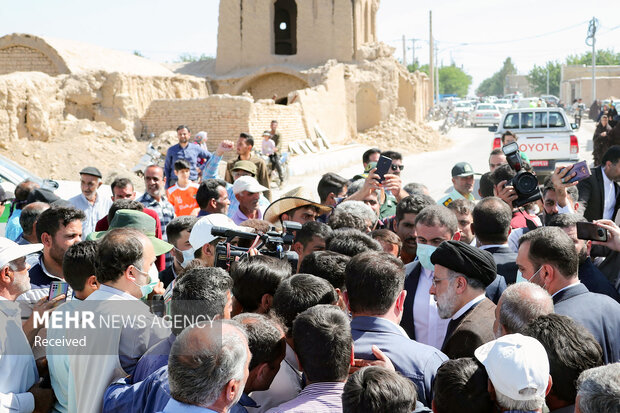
[0,0,430,156]
[143,0,432,154]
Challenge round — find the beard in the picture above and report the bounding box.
[578,244,588,265]
[436,287,459,319]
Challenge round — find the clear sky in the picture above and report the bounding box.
[1,0,617,93]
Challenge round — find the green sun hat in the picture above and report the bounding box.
[89,210,173,255]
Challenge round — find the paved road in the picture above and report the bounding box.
[276,118,596,201]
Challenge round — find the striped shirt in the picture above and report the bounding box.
[265,382,345,413]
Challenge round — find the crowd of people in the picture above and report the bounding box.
[1,122,620,413]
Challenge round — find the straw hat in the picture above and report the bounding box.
[263,186,332,224]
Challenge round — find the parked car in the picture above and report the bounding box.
[489,107,579,178]
[471,104,502,127]
[494,99,513,113]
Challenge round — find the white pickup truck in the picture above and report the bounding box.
[489,107,579,178]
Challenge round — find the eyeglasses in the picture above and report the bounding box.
[431,277,450,287]
[390,165,404,171]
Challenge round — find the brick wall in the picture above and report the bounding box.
[141,95,253,160]
[249,101,308,152]
[0,46,59,75]
[141,95,309,160]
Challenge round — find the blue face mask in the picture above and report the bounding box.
[131,266,158,298]
[416,244,437,271]
[515,270,526,283]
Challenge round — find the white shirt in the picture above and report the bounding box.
[601,168,617,220]
[479,244,509,251]
[413,267,450,350]
[68,192,112,238]
[249,343,303,413]
[0,296,38,413]
[451,294,485,321]
[551,282,581,298]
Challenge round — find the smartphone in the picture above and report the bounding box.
[49,281,69,301]
[576,222,607,242]
[374,155,393,183]
[565,161,591,184]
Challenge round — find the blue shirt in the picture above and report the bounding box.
[160,399,218,413]
[68,192,112,238]
[132,333,175,382]
[137,193,175,238]
[350,316,447,408]
[5,209,22,241]
[104,366,255,413]
[164,143,211,187]
[103,366,170,413]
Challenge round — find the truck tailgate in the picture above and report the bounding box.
[515,132,571,164]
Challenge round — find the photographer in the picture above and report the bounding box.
[491,164,541,230]
[188,214,245,268]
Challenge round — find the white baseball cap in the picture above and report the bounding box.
[233,176,269,195]
[475,333,549,401]
[0,237,43,268]
[189,214,248,249]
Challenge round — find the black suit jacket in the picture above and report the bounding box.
[553,283,620,363]
[159,266,176,289]
[401,262,507,340]
[577,166,620,222]
[579,258,620,302]
[483,246,518,284]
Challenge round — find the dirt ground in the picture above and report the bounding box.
[0,111,449,191]
[352,108,451,153]
[0,119,150,191]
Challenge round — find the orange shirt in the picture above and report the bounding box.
[167,182,199,216]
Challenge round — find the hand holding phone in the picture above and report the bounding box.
[374,156,393,183]
[49,281,69,302]
[564,161,591,184]
[576,221,607,242]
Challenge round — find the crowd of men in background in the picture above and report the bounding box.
[1,123,620,413]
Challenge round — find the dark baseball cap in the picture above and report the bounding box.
[79,166,102,178]
[451,162,478,177]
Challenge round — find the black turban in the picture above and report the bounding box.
[430,240,497,287]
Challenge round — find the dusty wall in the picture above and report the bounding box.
[560,77,620,104]
[0,71,208,142]
[141,95,308,160]
[215,0,379,75]
[0,46,60,76]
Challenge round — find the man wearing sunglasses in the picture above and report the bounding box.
[381,150,405,176]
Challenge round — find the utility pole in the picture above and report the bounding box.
[429,11,434,105]
[402,35,407,67]
[435,42,440,102]
[586,17,598,102]
[546,68,550,95]
[410,38,416,67]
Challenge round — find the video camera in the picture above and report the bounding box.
[501,142,542,208]
[211,221,302,270]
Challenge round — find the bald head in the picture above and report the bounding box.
[495,283,554,337]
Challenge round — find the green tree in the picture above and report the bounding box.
[438,64,472,97]
[175,53,214,63]
[527,61,561,96]
[133,50,144,57]
[566,49,620,65]
[476,57,517,96]
[408,63,429,75]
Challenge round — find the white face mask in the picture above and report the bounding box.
[175,247,195,268]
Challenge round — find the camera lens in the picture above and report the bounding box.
[515,173,539,194]
[597,229,605,237]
